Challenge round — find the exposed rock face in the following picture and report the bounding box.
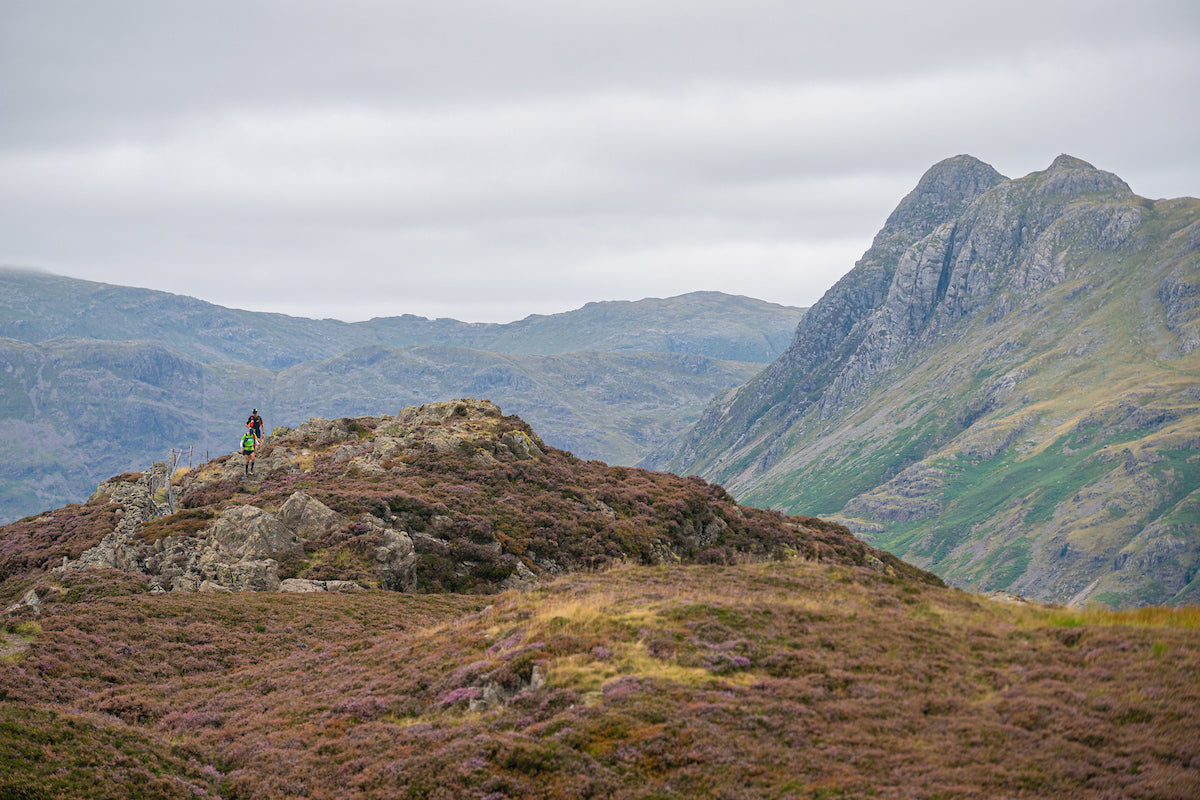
[207,506,302,563]
[375,532,414,582]
[647,155,1006,473]
[812,156,1135,420]
[280,578,366,593]
[649,154,1200,608]
[63,469,163,573]
[4,588,40,615]
[61,495,311,594]
[54,401,547,594]
[279,491,345,540]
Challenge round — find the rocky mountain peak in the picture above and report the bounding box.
[797,153,1148,418]
[880,154,1007,243]
[1031,153,1132,197]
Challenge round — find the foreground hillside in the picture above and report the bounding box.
[0,277,802,524]
[3,561,1198,798]
[649,155,1200,608]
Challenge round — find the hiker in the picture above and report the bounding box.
[246,408,264,440]
[241,428,258,476]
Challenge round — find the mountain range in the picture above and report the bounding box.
[646,155,1200,609]
[0,272,802,524]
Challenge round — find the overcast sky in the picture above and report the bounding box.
[2,1,1198,323]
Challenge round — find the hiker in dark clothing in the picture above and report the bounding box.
[241,429,258,476]
[246,408,264,440]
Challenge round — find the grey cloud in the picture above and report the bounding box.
[1,1,1198,322]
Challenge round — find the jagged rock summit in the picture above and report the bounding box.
[646,154,1200,608]
[3,399,938,595]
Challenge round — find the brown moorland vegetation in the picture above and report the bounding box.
[2,562,1199,799]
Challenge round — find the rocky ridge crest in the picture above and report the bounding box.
[28,399,935,595]
[56,401,547,594]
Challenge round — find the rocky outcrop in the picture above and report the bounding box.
[54,402,535,594]
[60,491,369,594]
[59,469,163,573]
[206,506,303,563]
[280,578,367,593]
[842,463,946,522]
[279,491,345,540]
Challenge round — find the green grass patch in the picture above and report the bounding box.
[1144,450,1200,523]
[1029,604,1200,629]
[752,412,949,515]
[976,541,1032,591]
[876,429,1138,578]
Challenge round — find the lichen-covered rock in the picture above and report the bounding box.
[279,491,344,540]
[375,529,417,591]
[211,559,282,592]
[207,505,302,563]
[499,430,542,460]
[4,589,41,616]
[280,578,365,593]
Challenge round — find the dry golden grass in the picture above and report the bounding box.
[1028,604,1200,630]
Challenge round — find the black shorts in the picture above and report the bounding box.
[242,449,255,456]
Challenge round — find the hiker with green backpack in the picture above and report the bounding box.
[241,428,258,476]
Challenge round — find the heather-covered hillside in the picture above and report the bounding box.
[3,561,1198,798]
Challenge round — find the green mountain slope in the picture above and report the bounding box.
[647,155,1200,608]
